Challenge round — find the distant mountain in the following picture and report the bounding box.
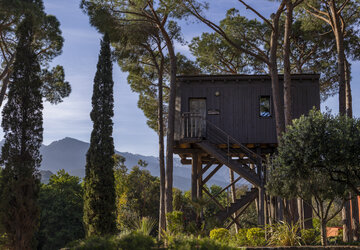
[40,170,53,184]
[0,137,235,190]
[35,137,232,191]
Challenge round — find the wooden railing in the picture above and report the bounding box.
[181,112,206,138]
[181,112,265,163]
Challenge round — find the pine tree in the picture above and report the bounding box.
[83,34,116,236]
[0,15,43,249]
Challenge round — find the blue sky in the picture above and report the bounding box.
[30,0,360,156]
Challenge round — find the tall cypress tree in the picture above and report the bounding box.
[0,15,43,249]
[84,34,116,236]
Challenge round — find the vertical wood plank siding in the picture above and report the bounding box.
[174,74,320,144]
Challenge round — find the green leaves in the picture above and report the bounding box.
[41,65,71,104]
[37,170,85,250]
[267,108,360,203]
[84,34,117,237]
[0,15,44,249]
[115,165,160,231]
[0,0,70,106]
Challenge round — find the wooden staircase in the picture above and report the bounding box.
[216,187,258,222]
[196,140,261,187]
[181,115,266,225]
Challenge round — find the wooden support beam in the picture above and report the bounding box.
[197,154,202,199]
[200,159,216,176]
[226,200,253,229]
[202,187,225,210]
[181,158,191,165]
[206,176,242,204]
[202,187,242,229]
[257,148,265,226]
[174,148,203,154]
[256,148,264,225]
[202,164,223,185]
[181,157,217,165]
[191,154,198,201]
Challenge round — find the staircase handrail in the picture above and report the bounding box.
[205,119,266,163]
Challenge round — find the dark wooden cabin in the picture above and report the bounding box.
[173,74,320,227]
[174,74,320,145]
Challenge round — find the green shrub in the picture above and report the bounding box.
[209,228,231,244]
[246,227,266,246]
[267,221,301,246]
[234,228,249,246]
[116,231,155,249]
[67,232,155,250]
[166,234,236,250]
[301,228,320,245]
[166,211,184,234]
[132,217,157,236]
[67,235,117,250]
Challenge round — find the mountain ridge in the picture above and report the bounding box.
[0,137,231,190]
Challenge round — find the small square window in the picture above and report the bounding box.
[259,96,271,117]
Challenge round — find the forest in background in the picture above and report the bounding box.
[0,0,360,249]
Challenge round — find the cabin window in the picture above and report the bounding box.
[259,96,271,117]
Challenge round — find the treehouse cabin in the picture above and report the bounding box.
[173,74,320,227]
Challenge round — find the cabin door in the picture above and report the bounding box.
[189,98,206,138]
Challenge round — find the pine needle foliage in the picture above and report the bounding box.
[83,34,117,236]
[0,15,43,249]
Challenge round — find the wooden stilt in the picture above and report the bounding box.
[258,186,265,226]
[277,197,284,221]
[196,154,203,223]
[191,153,198,201]
[197,155,202,199]
[351,195,359,241]
[269,196,275,223]
[298,198,304,229]
[303,199,313,229]
[229,169,239,233]
[342,199,353,242]
[257,148,265,226]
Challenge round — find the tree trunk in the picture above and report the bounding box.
[0,73,10,107]
[303,199,313,229]
[351,195,359,241]
[158,67,166,237]
[345,60,352,117]
[320,219,327,246]
[329,1,352,240]
[269,14,285,140]
[229,169,239,233]
[283,0,293,128]
[283,2,299,224]
[0,58,14,107]
[298,198,304,229]
[342,200,352,243]
[329,1,346,115]
[160,26,177,219]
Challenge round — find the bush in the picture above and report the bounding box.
[267,221,301,246]
[166,234,235,250]
[234,228,249,246]
[0,233,7,248]
[116,231,155,249]
[209,228,231,244]
[67,235,117,250]
[132,217,157,236]
[301,228,320,245]
[67,232,155,250]
[166,211,184,234]
[246,227,266,246]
